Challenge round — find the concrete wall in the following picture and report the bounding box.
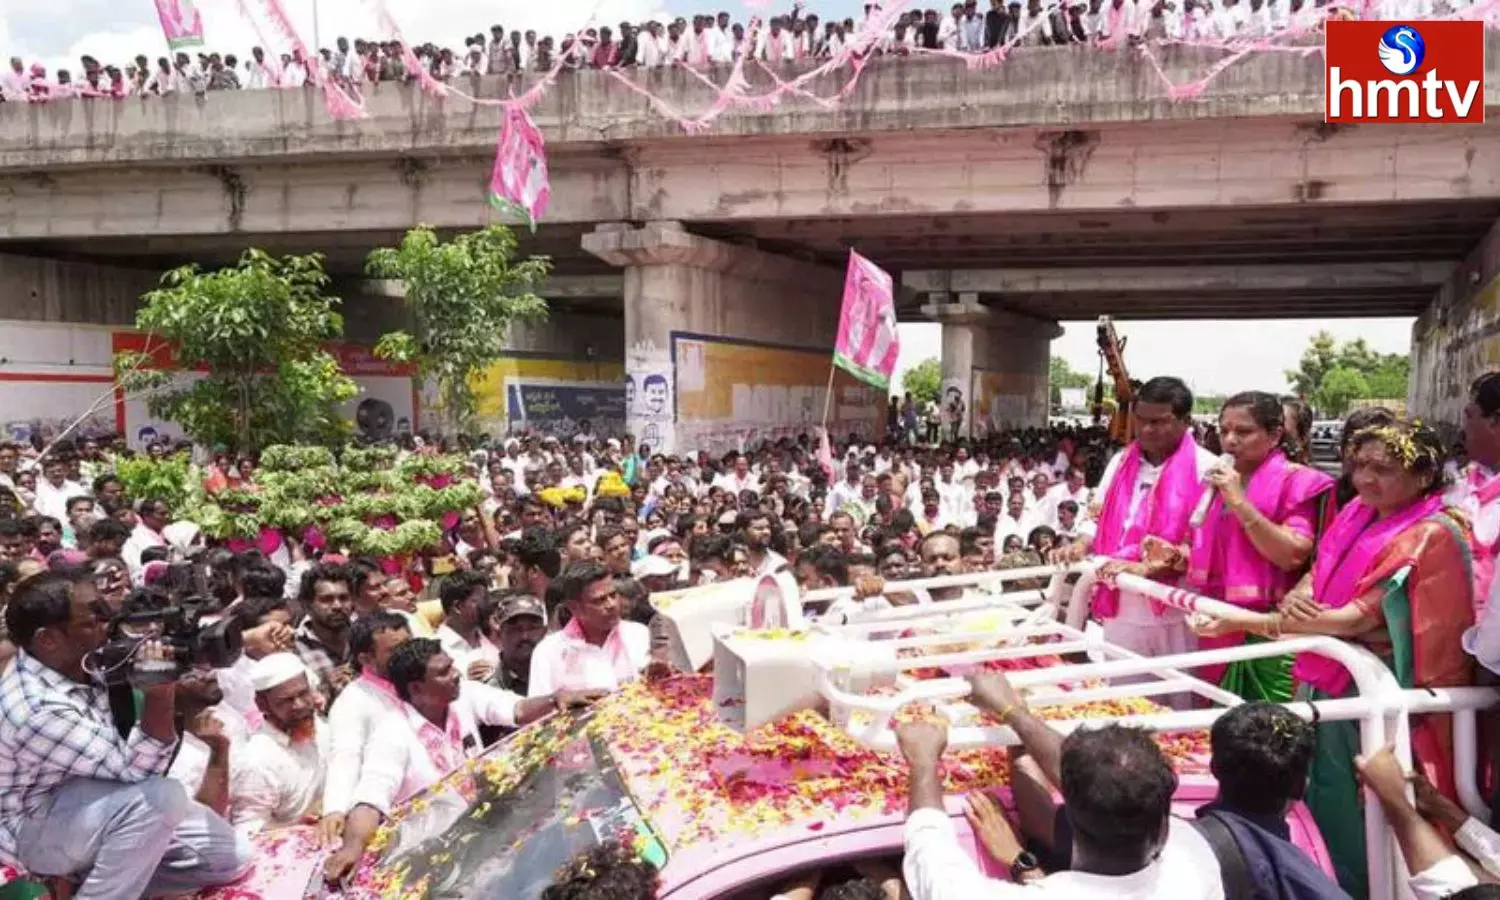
[0,253,159,325]
[1410,219,1500,426]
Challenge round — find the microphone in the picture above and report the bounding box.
[1189,453,1235,528]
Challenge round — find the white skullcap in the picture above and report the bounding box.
[250,653,306,693]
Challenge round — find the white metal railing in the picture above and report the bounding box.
[783,561,1500,900]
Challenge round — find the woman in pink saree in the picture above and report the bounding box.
[1185,391,1335,700]
[1192,420,1475,895]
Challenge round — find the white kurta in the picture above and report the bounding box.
[229,719,330,835]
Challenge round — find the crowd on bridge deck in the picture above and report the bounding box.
[5,369,1500,897]
[0,0,1471,104]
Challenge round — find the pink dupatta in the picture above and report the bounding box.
[1292,492,1446,695]
[1458,464,1500,616]
[555,617,637,690]
[1091,431,1206,618]
[1187,450,1334,612]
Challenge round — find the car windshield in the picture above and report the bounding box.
[362,710,668,899]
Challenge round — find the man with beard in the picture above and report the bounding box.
[919,531,968,602]
[321,611,411,849]
[739,511,787,578]
[229,653,328,835]
[293,563,355,701]
[489,593,546,699]
[323,638,601,882]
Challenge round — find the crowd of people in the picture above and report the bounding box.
[1,0,1467,103]
[0,368,1498,898]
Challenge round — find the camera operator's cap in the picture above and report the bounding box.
[250,652,308,693]
[497,595,546,625]
[631,554,678,579]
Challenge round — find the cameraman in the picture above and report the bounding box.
[0,569,250,898]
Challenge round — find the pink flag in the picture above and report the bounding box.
[833,250,899,391]
[154,0,205,50]
[488,106,551,231]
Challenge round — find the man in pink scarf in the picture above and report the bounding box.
[1056,377,1217,658]
[1455,371,1500,673]
[527,559,651,696]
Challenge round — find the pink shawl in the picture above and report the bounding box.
[1292,492,1445,694]
[1459,464,1500,616]
[1091,431,1206,618]
[1187,450,1334,612]
[554,617,636,690]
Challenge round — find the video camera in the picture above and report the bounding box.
[85,562,243,688]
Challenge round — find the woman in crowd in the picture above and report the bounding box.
[1183,391,1334,701]
[1282,395,1315,465]
[1192,419,1475,895]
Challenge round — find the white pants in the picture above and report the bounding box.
[1101,592,1198,709]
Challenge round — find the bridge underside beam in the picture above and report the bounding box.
[629,121,1500,222]
[906,261,1454,296]
[0,154,628,240]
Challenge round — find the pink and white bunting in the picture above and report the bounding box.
[833,250,899,392]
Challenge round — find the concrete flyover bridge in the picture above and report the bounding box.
[2,35,1499,446]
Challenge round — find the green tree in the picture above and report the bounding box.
[115,250,357,452]
[367,225,551,434]
[902,357,942,405]
[1049,356,1093,406]
[1314,367,1371,417]
[1285,331,1411,411]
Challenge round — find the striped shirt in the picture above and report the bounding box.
[0,651,177,864]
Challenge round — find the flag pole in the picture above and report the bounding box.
[821,365,836,428]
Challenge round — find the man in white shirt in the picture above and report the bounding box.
[434,571,500,682]
[825,459,865,516]
[712,453,760,496]
[740,511,789,577]
[528,560,651,697]
[1,58,28,101]
[1044,467,1091,527]
[1062,377,1216,659]
[229,654,328,836]
[898,670,1224,900]
[709,11,735,62]
[122,498,171,576]
[244,47,273,89]
[638,22,671,66]
[323,637,599,883]
[320,611,411,848]
[33,457,87,525]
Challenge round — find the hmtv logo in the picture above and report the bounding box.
[1325,20,1485,123]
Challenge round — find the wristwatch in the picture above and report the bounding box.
[1009,850,1041,882]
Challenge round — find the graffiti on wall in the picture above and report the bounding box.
[673,334,884,456]
[1411,275,1500,425]
[471,357,626,437]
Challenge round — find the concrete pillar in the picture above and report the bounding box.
[583,221,879,455]
[1411,219,1500,424]
[923,293,1061,439]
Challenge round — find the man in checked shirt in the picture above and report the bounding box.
[0,569,250,898]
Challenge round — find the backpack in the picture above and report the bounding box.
[1192,811,1257,900]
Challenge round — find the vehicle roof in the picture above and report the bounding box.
[596,674,1210,857]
